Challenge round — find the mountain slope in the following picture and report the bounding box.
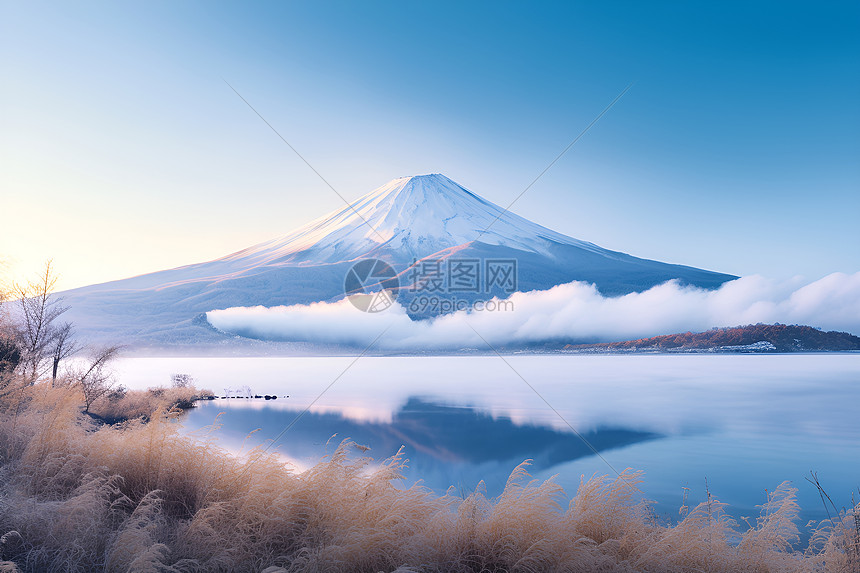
[61,174,736,345]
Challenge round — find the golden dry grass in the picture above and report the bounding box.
[90,385,214,423]
[0,382,857,573]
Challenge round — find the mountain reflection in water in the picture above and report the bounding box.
[183,396,660,496]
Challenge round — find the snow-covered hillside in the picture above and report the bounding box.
[60,174,736,346]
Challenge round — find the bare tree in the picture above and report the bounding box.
[171,373,194,388]
[0,266,23,399]
[0,310,21,401]
[70,345,122,413]
[50,322,80,386]
[0,338,20,374]
[12,261,72,382]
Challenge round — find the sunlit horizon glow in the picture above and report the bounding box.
[2,2,858,292]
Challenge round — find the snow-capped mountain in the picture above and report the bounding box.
[61,174,736,345]
[222,173,605,267]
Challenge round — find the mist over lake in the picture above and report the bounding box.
[114,353,860,525]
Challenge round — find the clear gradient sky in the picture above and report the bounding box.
[2,1,858,291]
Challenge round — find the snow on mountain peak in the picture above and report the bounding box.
[218,174,605,267]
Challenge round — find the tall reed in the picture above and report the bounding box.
[0,382,856,572]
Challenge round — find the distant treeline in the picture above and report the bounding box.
[567,324,860,352]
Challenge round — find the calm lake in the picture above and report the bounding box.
[114,354,860,527]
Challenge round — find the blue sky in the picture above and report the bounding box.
[2,1,858,290]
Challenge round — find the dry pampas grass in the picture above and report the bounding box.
[0,382,857,573]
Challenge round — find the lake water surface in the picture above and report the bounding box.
[114,354,860,526]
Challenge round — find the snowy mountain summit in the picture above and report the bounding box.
[218,173,603,267]
[61,174,737,345]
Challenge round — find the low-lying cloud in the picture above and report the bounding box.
[206,272,860,349]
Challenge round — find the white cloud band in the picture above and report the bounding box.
[206,272,860,350]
